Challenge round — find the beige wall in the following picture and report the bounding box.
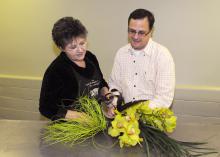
[0,0,220,87]
[0,0,220,121]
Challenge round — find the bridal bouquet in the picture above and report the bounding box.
[43,96,217,156]
[108,100,217,156]
[108,101,176,148]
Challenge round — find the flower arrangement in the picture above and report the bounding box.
[43,96,107,146]
[108,100,217,156]
[108,101,176,148]
[43,96,217,156]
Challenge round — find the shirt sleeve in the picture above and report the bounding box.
[149,48,175,108]
[108,51,123,93]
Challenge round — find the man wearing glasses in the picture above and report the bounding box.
[109,8,175,112]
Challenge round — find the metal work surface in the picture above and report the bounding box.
[0,119,220,157]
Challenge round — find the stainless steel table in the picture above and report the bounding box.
[0,119,220,157]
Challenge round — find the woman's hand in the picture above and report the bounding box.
[65,110,86,119]
[102,105,115,119]
[100,87,110,97]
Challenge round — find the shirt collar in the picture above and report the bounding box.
[128,38,152,56]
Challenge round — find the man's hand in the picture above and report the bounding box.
[101,89,123,119]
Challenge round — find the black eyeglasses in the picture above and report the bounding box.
[128,28,151,37]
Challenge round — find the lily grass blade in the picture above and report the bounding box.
[43,96,107,146]
[140,124,217,157]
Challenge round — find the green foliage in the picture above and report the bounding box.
[43,96,107,146]
[141,124,218,157]
[43,97,217,156]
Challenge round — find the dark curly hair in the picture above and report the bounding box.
[52,17,88,49]
[128,9,155,31]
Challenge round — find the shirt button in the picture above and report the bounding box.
[133,60,135,63]
[135,73,138,75]
[134,85,136,87]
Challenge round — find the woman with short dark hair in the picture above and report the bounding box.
[39,17,109,120]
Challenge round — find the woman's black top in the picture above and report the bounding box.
[39,51,108,120]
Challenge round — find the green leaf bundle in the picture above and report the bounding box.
[140,123,218,157]
[42,96,107,146]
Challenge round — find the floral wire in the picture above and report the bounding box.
[92,133,118,151]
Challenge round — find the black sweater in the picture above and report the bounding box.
[39,51,108,120]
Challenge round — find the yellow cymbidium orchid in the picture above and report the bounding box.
[119,132,143,148]
[108,100,177,147]
[164,116,177,133]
